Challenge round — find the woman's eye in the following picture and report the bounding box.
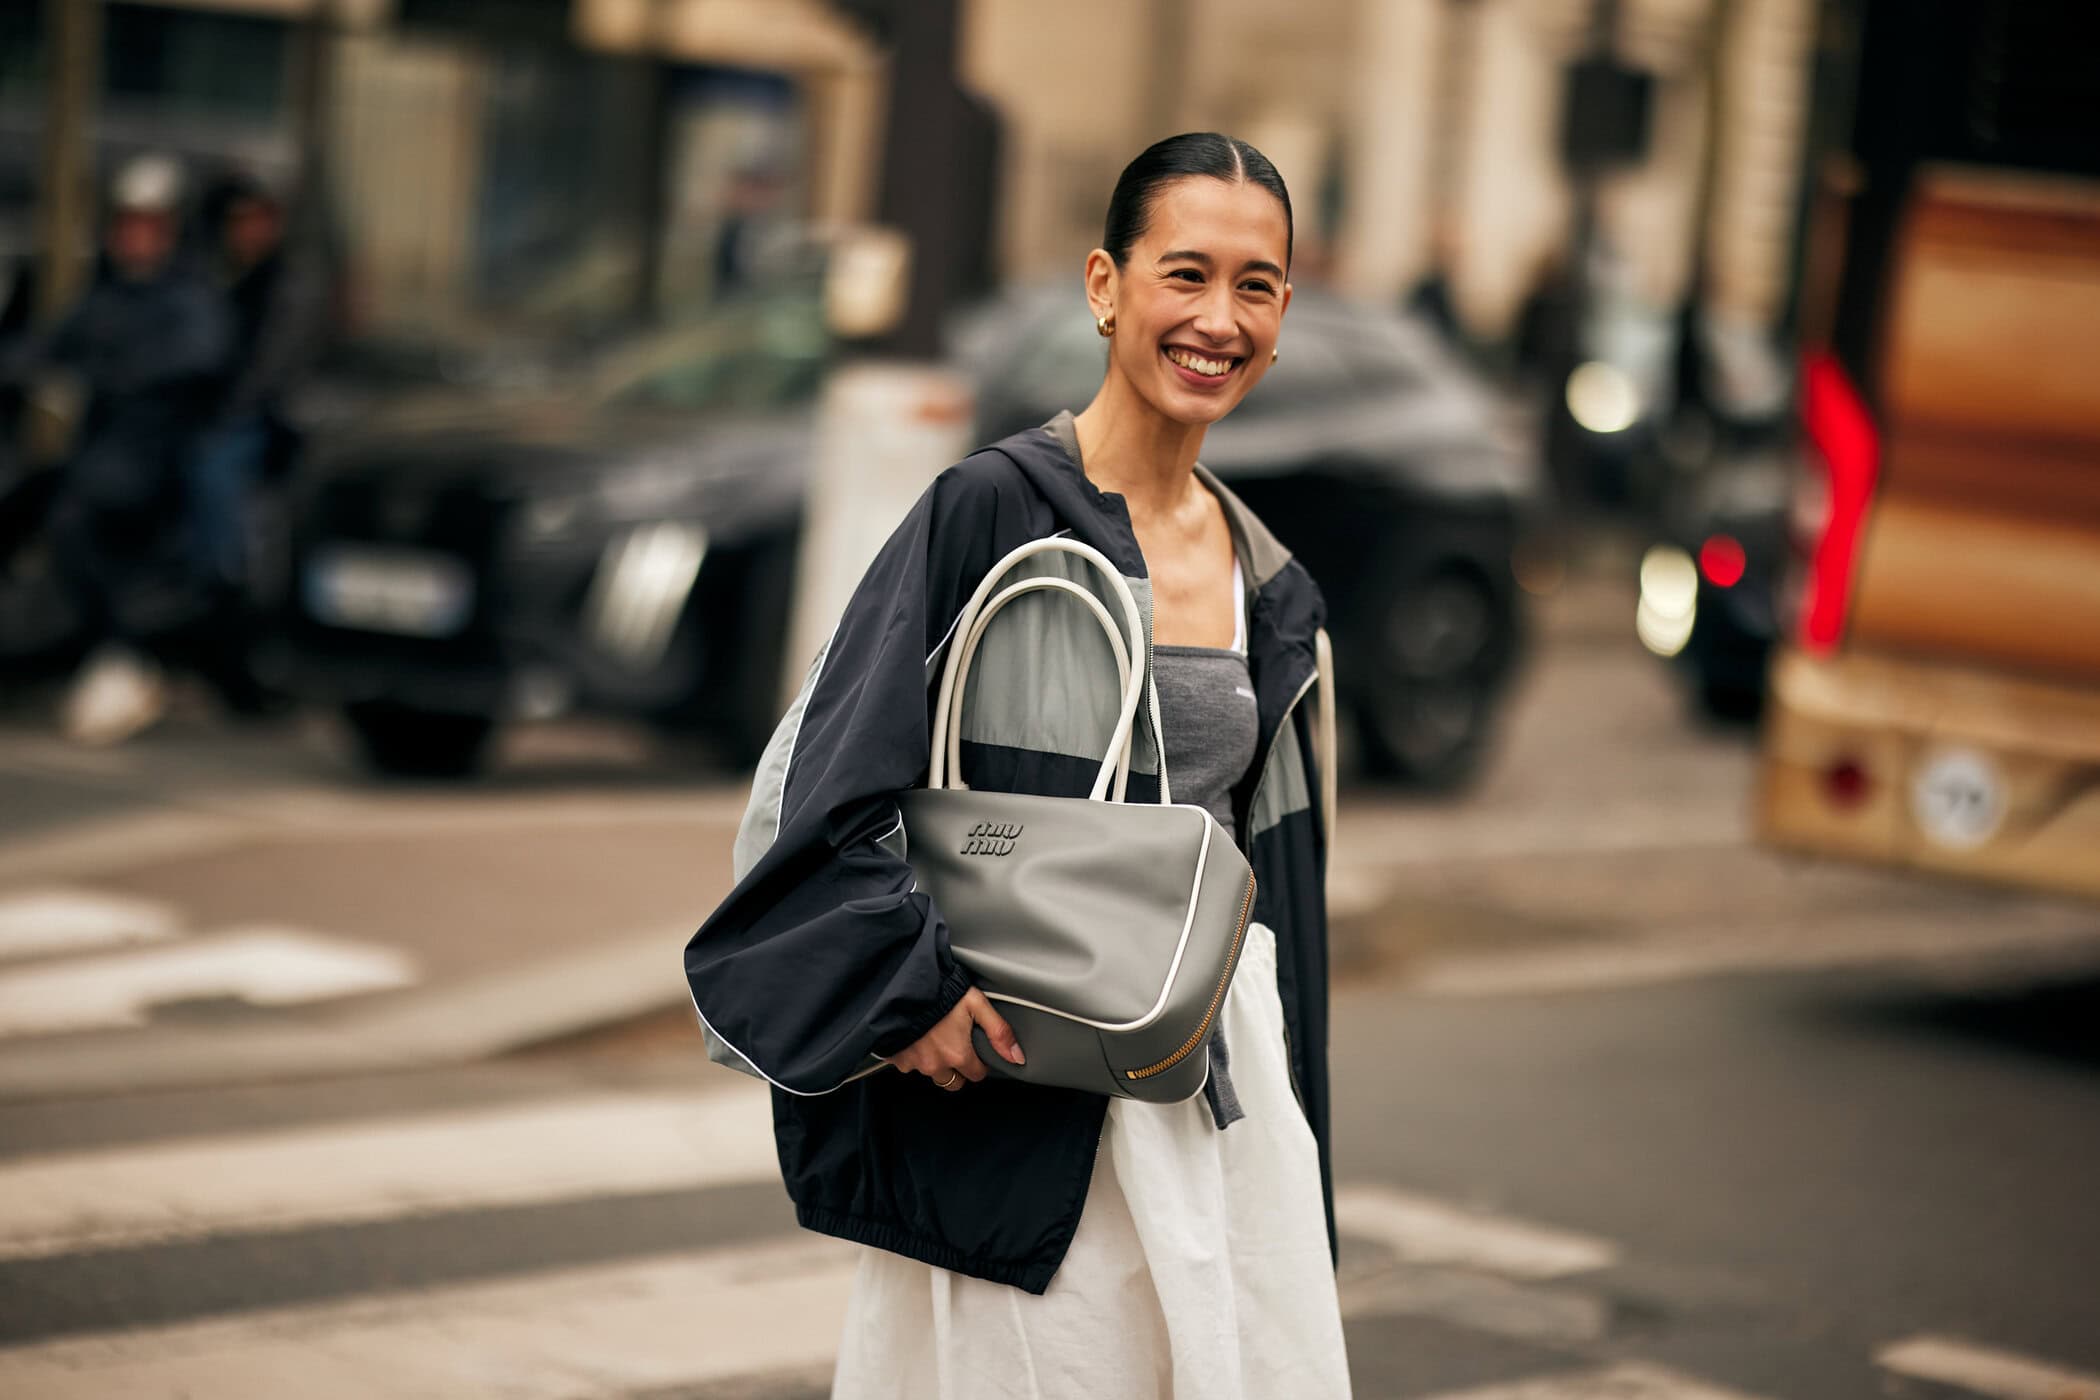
[1169,268,1203,283]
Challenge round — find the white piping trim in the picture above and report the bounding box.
[1230,557,1247,655]
[686,978,886,1097]
[1313,627,1337,848]
[924,528,1075,669]
[981,806,1215,1033]
[773,617,841,848]
[1246,669,1319,839]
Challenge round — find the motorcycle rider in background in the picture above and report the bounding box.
[185,169,332,713]
[0,155,230,743]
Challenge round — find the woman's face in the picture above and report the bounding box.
[1088,177,1292,428]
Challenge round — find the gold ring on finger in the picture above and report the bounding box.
[937,1071,962,1090]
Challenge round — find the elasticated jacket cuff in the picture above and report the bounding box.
[871,961,972,1059]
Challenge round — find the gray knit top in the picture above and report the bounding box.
[1149,561,1260,1129]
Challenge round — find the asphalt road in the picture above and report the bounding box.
[0,574,2096,1397]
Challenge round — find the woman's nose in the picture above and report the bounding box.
[1190,283,1237,343]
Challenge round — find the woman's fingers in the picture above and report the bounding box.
[887,987,1024,1090]
[963,989,1026,1065]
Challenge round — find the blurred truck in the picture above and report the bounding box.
[1757,2,2100,898]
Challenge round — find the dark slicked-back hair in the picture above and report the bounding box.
[1102,132,1293,272]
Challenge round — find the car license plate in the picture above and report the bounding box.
[304,546,474,638]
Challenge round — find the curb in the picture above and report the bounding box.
[0,932,686,1101]
[4,872,1400,1101]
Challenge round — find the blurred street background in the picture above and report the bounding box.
[1,1,2097,1397]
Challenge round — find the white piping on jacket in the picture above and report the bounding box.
[685,978,887,1098]
[771,616,841,849]
[923,527,1076,671]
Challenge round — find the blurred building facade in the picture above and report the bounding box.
[965,0,1818,355]
[15,0,1824,359]
[11,0,884,338]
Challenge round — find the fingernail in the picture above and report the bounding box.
[1009,1046,1026,1065]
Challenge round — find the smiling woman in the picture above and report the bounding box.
[1087,135,1294,433]
[687,133,1347,1400]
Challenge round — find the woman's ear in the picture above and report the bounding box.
[1083,248,1118,321]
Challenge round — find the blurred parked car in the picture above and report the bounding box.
[266,296,822,776]
[959,286,1545,787]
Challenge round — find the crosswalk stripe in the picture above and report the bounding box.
[1337,1259,1611,1346]
[1876,1334,2100,1400]
[1411,1361,1775,1399]
[0,1233,857,1399]
[0,927,417,1037]
[1334,1184,1619,1279]
[0,888,180,962]
[0,1084,777,1261]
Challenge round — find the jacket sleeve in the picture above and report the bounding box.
[683,458,1017,1094]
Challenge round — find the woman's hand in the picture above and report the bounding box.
[887,988,1025,1091]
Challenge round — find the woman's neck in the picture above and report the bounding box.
[1071,376,1209,521]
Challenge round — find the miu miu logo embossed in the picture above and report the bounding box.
[959,821,1023,857]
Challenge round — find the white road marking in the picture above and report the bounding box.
[0,1233,856,1399]
[1417,1361,1775,1399]
[1335,1184,1619,1279]
[1876,1334,2100,1400]
[0,1084,777,1260]
[1338,1258,1611,1344]
[0,928,416,1038]
[0,888,180,962]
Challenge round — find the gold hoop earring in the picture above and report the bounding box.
[1271,347,1279,364]
[1096,315,1114,338]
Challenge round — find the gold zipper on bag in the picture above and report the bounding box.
[1125,870,1257,1081]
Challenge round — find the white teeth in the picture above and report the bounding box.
[1166,347,1234,377]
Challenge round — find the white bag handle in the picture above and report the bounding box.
[928,536,1168,805]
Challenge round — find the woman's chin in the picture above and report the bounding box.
[1142,379,1242,428]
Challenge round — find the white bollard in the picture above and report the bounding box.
[784,361,975,708]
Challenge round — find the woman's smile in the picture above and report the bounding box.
[1162,344,1244,387]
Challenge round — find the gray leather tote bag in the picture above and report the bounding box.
[898,536,1257,1104]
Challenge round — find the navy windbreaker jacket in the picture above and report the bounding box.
[685,412,1335,1294]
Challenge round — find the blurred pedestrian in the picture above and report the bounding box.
[180,169,331,713]
[687,133,1348,1398]
[0,155,230,743]
[189,169,329,594]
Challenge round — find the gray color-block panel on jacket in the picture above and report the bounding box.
[733,638,833,882]
[953,548,1165,778]
[1247,714,1313,841]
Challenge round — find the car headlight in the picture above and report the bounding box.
[598,460,697,520]
[519,493,588,542]
[1566,361,1641,435]
[1636,544,1697,657]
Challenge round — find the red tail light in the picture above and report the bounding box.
[1797,351,1881,652]
[1699,534,1747,588]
